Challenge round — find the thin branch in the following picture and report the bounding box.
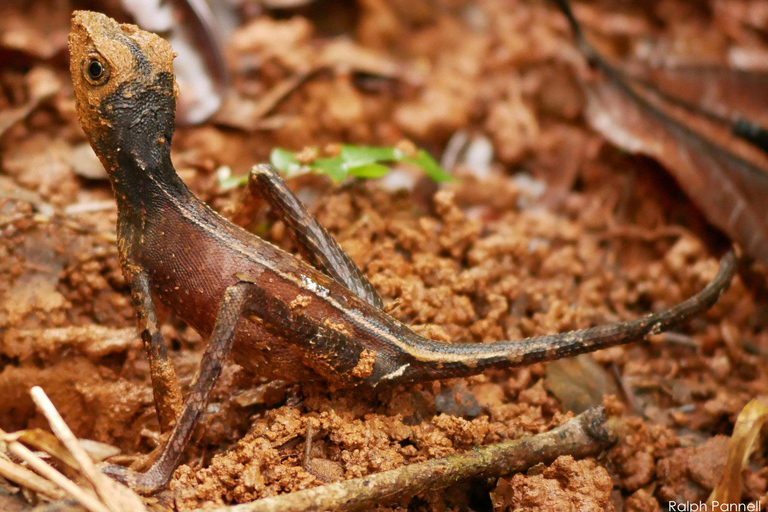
[203,406,614,512]
[0,429,111,512]
[30,387,148,512]
[0,453,64,500]
[31,387,121,511]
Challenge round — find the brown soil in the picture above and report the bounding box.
[1,0,767,510]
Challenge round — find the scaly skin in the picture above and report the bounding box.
[69,11,737,493]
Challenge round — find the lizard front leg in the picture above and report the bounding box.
[127,269,183,432]
[232,164,383,308]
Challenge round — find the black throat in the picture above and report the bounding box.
[95,72,191,217]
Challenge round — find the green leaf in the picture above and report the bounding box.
[260,145,453,184]
[340,145,398,167]
[270,148,301,174]
[347,162,391,179]
[218,175,249,190]
[310,157,347,183]
[408,150,454,182]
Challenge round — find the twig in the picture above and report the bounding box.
[0,429,111,512]
[215,70,314,130]
[31,387,119,509]
[30,387,147,512]
[303,421,314,469]
[63,200,117,215]
[6,326,139,359]
[0,452,64,500]
[251,71,313,120]
[202,406,614,512]
[596,224,690,242]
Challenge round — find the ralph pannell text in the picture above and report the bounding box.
[669,502,762,512]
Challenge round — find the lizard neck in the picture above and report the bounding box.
[89,71,192,215]
[109,150,192,220]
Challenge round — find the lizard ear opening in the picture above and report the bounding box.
[83,54,110,86]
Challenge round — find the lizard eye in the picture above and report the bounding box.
[83,56,110,85]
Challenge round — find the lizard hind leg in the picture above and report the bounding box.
[232,163,383,308]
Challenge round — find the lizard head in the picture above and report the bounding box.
[69,11,179,172]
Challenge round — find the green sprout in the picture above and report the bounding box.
[219,144,453,189]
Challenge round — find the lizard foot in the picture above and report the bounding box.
[101,463,167,495]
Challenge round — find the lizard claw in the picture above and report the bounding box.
[101,463,138,484]
[101,463,165,495]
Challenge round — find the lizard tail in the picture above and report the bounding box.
[375,248,738,385]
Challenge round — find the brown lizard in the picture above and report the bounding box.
[68,10,737,494]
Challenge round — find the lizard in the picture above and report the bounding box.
[68,10,737,494]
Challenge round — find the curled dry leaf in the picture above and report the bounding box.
[707,399,768,506]
[555,0,768,266]
[5,428,121,468]
[640,66,768,129]
[544,354,618,414]
[8,429,78,470]
[0,67,61,139]
[583,71,768,266]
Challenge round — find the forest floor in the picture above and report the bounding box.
[1,0,766,510]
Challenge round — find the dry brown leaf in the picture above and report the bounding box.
[583,76,768,266]
[555,0,768,266]
[707,399,768,506]
[5,428,120,475]
[9,429,78,470]
[30,387,147,512]
[0,4,69,59]
[642,66,768,129]
[622,66,768,156]
[121,0,231,124]
[544,354,618,414]
[0,67,61,139]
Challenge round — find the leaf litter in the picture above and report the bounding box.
[0,0,767,510]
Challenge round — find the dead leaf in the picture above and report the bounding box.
[10,429,78,470]
[555,0,768,266]
[68,142,108,180]
[583,74,768,266]
[0,67,61,139]
[545,354,618,414]
[641,66,768,129]
[707,399,768,506]
[122,0,232,124]
[4,231,67,324]
[0,4,69,59]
